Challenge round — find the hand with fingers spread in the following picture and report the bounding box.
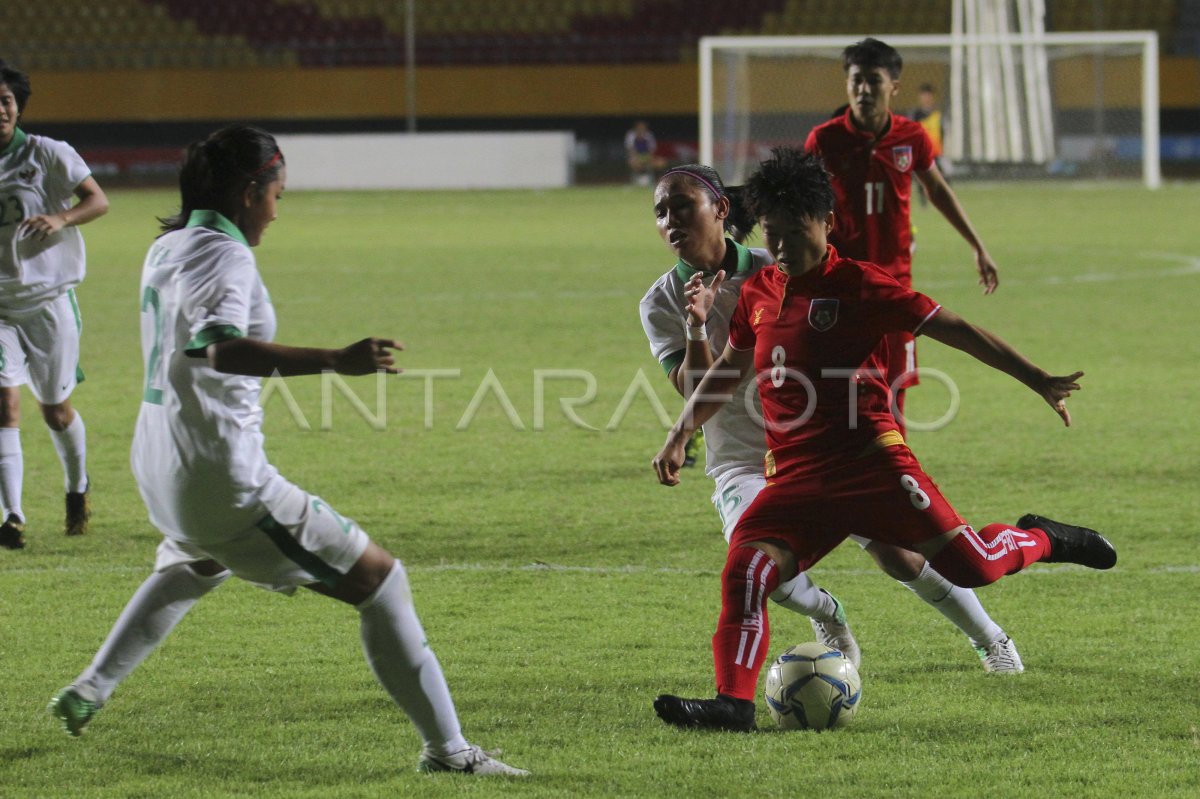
[1037,370,1084,426]
[334,337,404,375]
[684,269,725,330]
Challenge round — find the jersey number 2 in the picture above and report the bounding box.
[141,286,164,405]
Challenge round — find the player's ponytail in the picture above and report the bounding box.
[724,185,756,244]
[159,125,284,233]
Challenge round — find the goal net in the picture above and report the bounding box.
[700,32,1160,187]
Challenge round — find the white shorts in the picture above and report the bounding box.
[713,471,873,550]
[153,482,370,594]
[0,291,83,405]
[712,472,767,543]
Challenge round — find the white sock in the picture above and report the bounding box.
[74,563,229,703]
[357,561,468,757]
[48,413,88,493]
[770,572,839,621]
[901,561,1003,646]
[0,427,23,522]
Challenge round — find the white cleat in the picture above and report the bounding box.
[418,744,530,776]
[975,635,1024,674]
[810,591,861,669]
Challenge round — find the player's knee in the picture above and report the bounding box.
[0,388,20,426]
[866,541,925,581]
[40,401,74,431]
[186,559,230,578]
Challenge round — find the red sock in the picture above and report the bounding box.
[929,523,1051,588]
[712,546,780,701]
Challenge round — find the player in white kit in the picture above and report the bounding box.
[641,165,1023,680]
[48,125,527,776]
[0,60,108,549]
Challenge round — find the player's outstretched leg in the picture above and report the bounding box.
[49,561,230,735]
[656,546,778,733]
[1018,514,1116,569]
[354,558,528,776]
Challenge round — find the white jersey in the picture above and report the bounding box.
[131,210,286,544]
[639,239,773,486]
[0,130,91,312]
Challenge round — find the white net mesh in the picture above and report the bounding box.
[702,33,1159,186]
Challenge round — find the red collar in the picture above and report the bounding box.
[840,108,894,142]
[769,245,839,285]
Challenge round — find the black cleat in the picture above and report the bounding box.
[1019,513,1116,570]
[653,693,756,732]
[0,513,26,550]
[65,489,90,537]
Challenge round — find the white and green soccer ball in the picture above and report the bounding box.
[764,642,862,731]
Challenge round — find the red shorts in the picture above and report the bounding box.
[728,445,965,573]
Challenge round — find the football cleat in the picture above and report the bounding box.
[0,514,25,549]
[48,687,100,737]
[1019,513,1116,570]
[653,693,756,732]
[810,591,861,669]
[418,745,530,776]
[975,635,1024,674]
[65,488,91,537]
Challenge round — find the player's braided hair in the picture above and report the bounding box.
[742,147,835,223]
[159,124,285,233]
[0,59,33,115]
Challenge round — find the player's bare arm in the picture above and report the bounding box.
[669,269,726,397]
[915,164,999,294]
[19,176,109,241]
[920,308,1082,426]
[207,336,402,377]
[653,344,752,485]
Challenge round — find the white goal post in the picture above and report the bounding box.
[700,31,1160,188]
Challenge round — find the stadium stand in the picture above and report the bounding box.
[1,0,1187,69]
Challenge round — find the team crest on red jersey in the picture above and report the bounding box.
[892,145,913,171]
[808,299,839,331]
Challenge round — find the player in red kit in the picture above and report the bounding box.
[805,38,999,432]
[650,148,1115,732]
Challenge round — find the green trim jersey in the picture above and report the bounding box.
[0,130,92,312]
[638,239,774,485]
[132,210,285,544]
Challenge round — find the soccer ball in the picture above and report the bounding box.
[764,642,862,731]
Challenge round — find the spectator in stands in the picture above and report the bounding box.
[910,83,946,205]
[626,120,667,186]
[0,59,108,550]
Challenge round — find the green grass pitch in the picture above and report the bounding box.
[1,181,1198,798]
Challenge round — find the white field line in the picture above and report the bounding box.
[3,561,1195,578]
[287,252,1200,304]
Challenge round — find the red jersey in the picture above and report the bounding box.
[727,246,940,481]
[805,110,934,287]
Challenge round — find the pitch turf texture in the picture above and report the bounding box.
[1,182,1197,798]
